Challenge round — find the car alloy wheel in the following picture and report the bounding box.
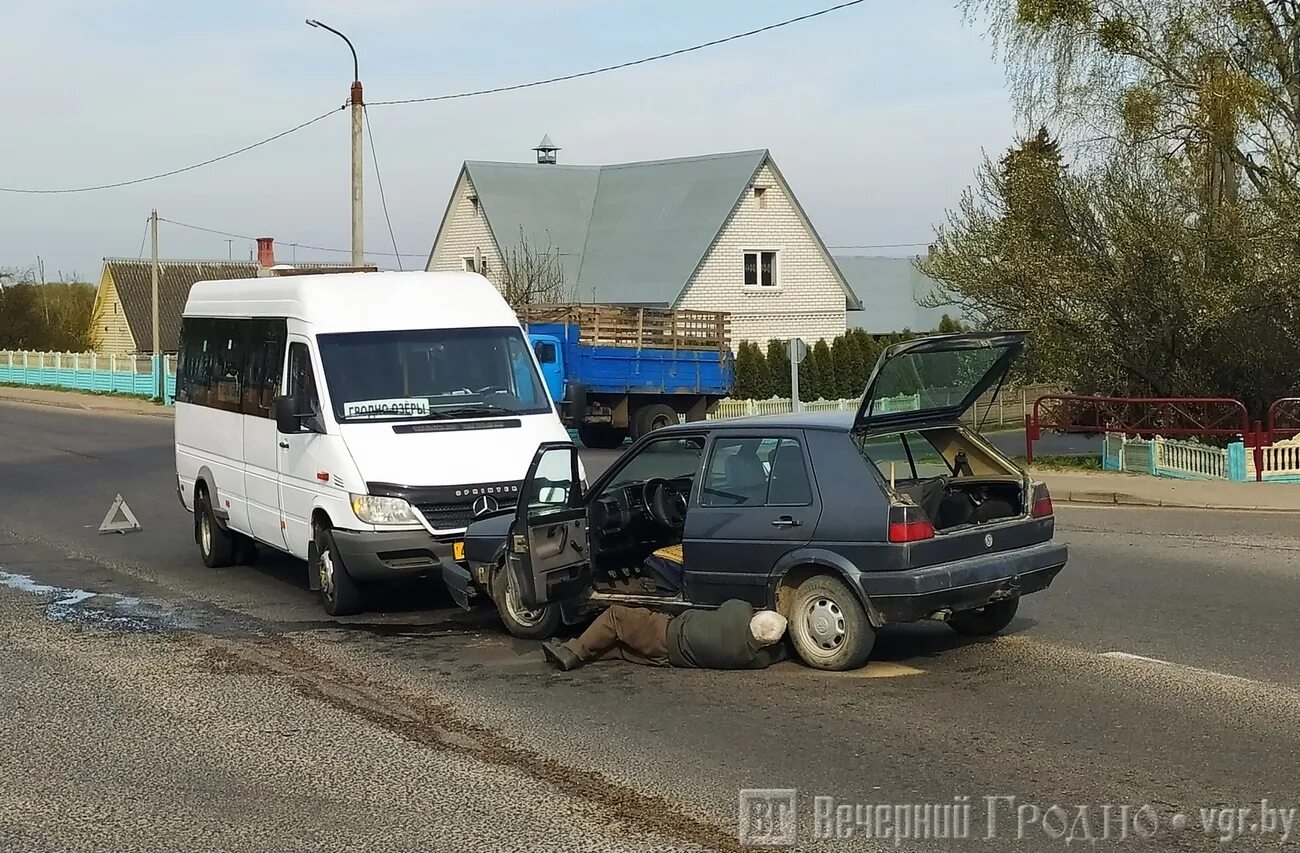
[504,575,547,627]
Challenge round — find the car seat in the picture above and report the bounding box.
[723,445,769,505]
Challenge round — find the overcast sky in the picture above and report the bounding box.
[0,0,1017,280]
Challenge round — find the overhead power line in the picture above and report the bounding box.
[0,107,344,195]
[363,106,405,271]
[1,1,868,195]
[157,216,425,259]
[370,0,869,107]
[828,241,933,249]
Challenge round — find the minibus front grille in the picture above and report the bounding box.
[416,498,518,532]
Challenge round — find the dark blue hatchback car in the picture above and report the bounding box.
[450,331,1068,671]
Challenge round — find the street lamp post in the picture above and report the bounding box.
[306,18,364,268]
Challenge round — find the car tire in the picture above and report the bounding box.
[631,403,679,439]
[788,575,875,671]
[948,598,1018,636]
[491,562,562,639]
[196,489,237,568]
[577,424,627,450]
[313,523,364,617]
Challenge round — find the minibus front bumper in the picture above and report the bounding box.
[330,528,457,580]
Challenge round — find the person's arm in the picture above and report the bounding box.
[750,641,789,669]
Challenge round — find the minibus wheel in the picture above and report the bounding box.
[313,523,363,617]
[196,489,236,568]
[491,563,561,639]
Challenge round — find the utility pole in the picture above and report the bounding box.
[307,19,363,268]
[225,239,233,260]
[151,209,161,399]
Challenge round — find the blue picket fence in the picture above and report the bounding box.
[0,351,177,403]
[1102,433,1246,481]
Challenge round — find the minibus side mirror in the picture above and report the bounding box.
[274,396,300,435]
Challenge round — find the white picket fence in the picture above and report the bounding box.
[1153,436,1230,479]
[1248,437,1300,482]
[1104,433,1239,480]
[709,394,921,420]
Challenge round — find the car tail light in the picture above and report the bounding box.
[1031,483,1054,518]
[888,503,935,543]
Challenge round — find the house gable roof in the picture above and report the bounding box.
[451,149,851,306]
[836,255,956,333]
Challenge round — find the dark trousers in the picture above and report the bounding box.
[565,605,672,667]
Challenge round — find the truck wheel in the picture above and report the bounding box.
[631,403,679,439]
[491,563,561,639]
[948,599,1018,636]
[577,424,627,450]
[788,575,875,671]
[313,523,364,617]
[196,489,237,568]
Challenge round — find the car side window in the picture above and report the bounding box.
[701,437,811,507]
[860,432,953,481]
[860,433,910,482]
[603,436,705,493]
[902,431,952,478]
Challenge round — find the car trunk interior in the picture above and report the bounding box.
[856,425,1026,532]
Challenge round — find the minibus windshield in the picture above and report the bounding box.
[317,327,552,423]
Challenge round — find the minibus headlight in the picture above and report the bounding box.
[350,494,419,525]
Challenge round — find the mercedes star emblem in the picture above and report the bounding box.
[472,495,500,517]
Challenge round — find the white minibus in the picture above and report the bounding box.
[174,270,572,615]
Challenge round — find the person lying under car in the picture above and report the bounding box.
[542,599,788,671]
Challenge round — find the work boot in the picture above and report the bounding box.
[541,640,584,671]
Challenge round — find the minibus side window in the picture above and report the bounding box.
[287,343,323,424]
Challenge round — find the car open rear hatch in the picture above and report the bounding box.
[853,331,1026,431]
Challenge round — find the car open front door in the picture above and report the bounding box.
[507,442,590,610]
[854,331,1027,431]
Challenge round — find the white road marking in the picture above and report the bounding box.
[1099,651,1262,685]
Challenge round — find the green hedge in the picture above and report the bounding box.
[732,316,964,401]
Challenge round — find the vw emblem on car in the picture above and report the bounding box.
[472,495,500,517]
[984,533,994,548]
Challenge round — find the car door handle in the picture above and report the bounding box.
[771,516,801,528]
[278,440,290,449]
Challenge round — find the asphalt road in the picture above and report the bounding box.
[0,400,1295,852]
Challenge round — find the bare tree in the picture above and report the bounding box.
[497,227,572,307]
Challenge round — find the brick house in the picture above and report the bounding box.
[427,145,860,344]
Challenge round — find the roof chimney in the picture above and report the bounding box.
[533,134,560,165]
[256,237,275,268]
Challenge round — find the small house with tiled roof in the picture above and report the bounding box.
[88,242,346,354]
[427,146,861,345]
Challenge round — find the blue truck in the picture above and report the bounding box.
[520,304,735,448]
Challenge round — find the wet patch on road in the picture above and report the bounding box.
[1,568,218,635]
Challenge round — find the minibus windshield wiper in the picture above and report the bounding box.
[428,404,519,418]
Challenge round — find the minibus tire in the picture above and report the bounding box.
[314,524,363,617]
[197,491,237,568]
[491,563,561,639]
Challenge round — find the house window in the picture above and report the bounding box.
[463,256,489,276]
[743,251,778,287]
[754,186,768,209]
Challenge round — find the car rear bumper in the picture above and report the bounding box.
[330,528,457,581]
[858,541,1068,624]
